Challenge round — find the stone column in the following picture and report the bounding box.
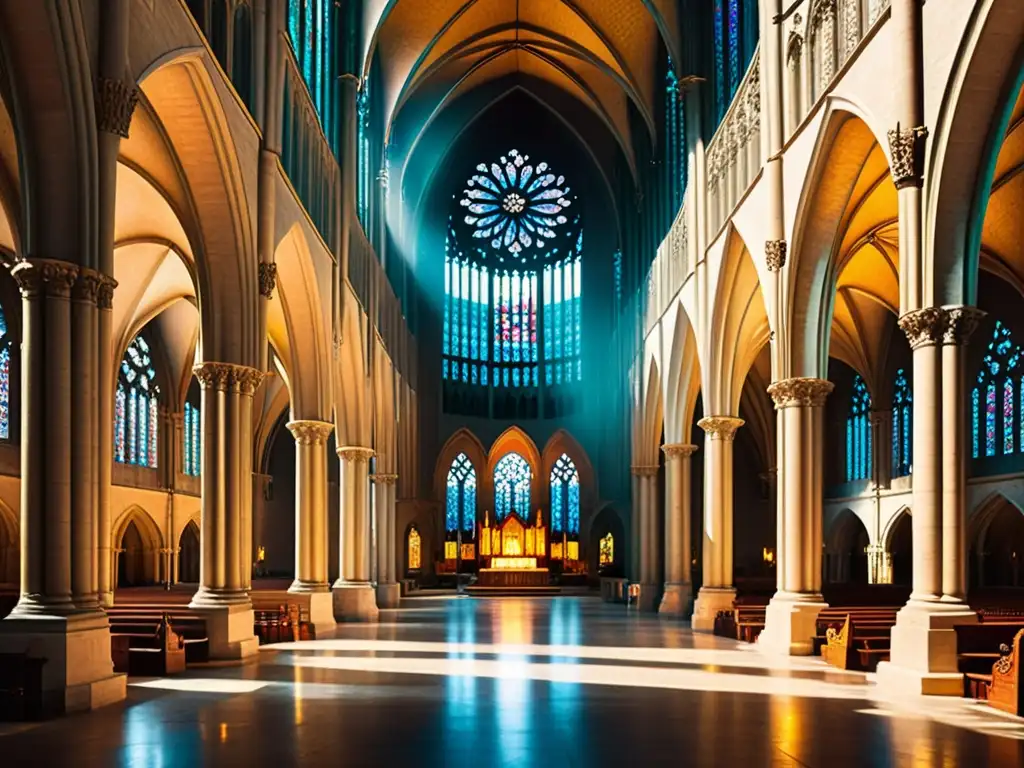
[660,444,697,616]
[877,306,983,694]
[333,446,378,621]
[630,465,659,610]
[692,416,744,630]
[630,469,642,583]
[870,409,892,489]
[188,362,264,660]
[286,420,336,634]
[759,378,833,655]
[374,473,400,609]
[0,260,125,714]
[96,277,117,607]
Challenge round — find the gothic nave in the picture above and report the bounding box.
[1,0,1024,765]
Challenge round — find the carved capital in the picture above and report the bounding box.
[71,266,105,303]
[765,240,787,272]
[192,362,265,394]
[887,123,928,190]
[942,306,985,346]
[630,465,659,477]
[767,377,834,408]
[258,262,278,299]
[698,416,744,440]
[662,443,698,459]
[286,419,334,445]
[10,259,79,298]
[96,275,118,310]
[95,77,139,138]
[370,473,399,485]
[337,446,375,463]
[898,307,946,349]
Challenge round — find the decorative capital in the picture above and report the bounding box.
[95,77,139,138]
[337,446,375,462]
[767,377,834,408]
[887,123,928,190]
[630,465,659,477]
[258,262,277,299]
[697,416,744,440]
[71,265,105,303]
[942,305,985,346]
[192,362,265,394]
[286,419,334,445]
[662,443,698,459]
[10,259,79,298]
[370,473,398,485]
[96,275,118,310]
[765,240,787,272]
[898,307,946,349]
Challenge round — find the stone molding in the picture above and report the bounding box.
[765,240,787,272]
[71,265,107,304]
[286,420,334,445]
[193,362,265,395]
[258,262,277,299]
[942,306,985,346]
[662,443,698,459]
[887,123,928,190]
[337,446,375,462]
[95,77,139,138]
[11,259,79,298]
[697,416,744,440]
[898,306,985,349]
[96,275,118,310]
[630,465,659,477]
[767,377,834,408]
[369,473,398,485]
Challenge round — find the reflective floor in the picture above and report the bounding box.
[2,596,1023,767]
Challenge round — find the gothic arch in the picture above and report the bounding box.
[663,303,702,447]
[486,426,543,516]
[635,355,664,468]
[112,504,165,587]
[433,428,488,503]
[541,430,596,511]
[0,496,16,586]
[335,291,371,448]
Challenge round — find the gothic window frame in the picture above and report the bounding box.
[115,333,161,469]
[891,367,912,478]
[971,320,1023,461]
[493,452,532,523]
[182,378,202,477]
[846,373,872,482]
[0,301,12,441]
[445,453,477,535]
[549,453,581,536]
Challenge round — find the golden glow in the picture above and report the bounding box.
[762,547,775,565]
[567,541,579,562]
[445,541,457,561]
[219,723,229,742]
[599,533,614,566]
[551,542,563,560]
[490,557,539,570]
[256,545,266,563]
[408,527,421,570]
[460,543,475,561]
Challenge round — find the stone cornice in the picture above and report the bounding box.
[193,362,265,395]
[630,465,659,477]
[662,443,698,459]
[697,416,744,440]
[286,420,334,445]
[767,377,834,408]
[337,446,375,462]
[11,259,79,298]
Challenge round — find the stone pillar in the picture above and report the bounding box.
[96,277,117,607]
[630,465,659,610]
[188,362,264,660]
[0,260,125,714]
[691,416,744,630]
[286,420,336,634]
[877,306,983,694]
[374,473,400,609]
[630,470,642,583]
[759,378,833,655]
[660,444,697,616]
[333,446,378,621]
[870,409,892,489]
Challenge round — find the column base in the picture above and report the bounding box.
[98,591,114,609]
[757,592,827,656]
[691,587,736,631]
[874,600,977,696]
[332,582,379,622]
[188,594,259,661]
[658,582,692,617]
[0,610,126,717]
[285,585,337,637]
[636,582,661,612]
[376,582,401,610]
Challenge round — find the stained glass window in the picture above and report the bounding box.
[550,454,580,537]
[0,304,10,440]
[408,526,422,571]
[494,452,531,522]
[891,368,912,477]
[713,1,725,121]
[599,533,614,567]
[445,453,476,535]
[116,334,159,468]
[357,79,371,227]
[972,320,1023,459]
[542,249,582,386]
[183,400,201,477]
[285,1,332,131]
[845,375,872,482]
[728,0,741,94]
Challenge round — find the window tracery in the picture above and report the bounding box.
[494,453,531,523]
[846,374,871,482]
[550,454,580,536]
[115,334,159,468]
[972,320,1023,459]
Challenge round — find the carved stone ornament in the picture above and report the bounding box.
[258,262,278,299]
[662,443,698,459]
[95,77,139,139]
[10,259,79,298]
[887,123,928,190]
[897,307,946,349]
[697,416,745,440]
[370,473,399,485]
[286,420,334,445]
[767,377,834,408]
[765,240,787,272]
[630,465,659,477]
[71,265,104,303]
[193,362,265,395]
[942,306,985,346]
[96,275,118,310]
[337,446,375,462]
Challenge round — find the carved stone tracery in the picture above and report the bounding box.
[767,377,834,409]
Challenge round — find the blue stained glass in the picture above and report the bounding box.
[445,483,459,532]
[986,384,997,457]
[551,480,563,533]
[568,475,580,534]
[713,1,725,120]
[138,393,148,467]
[972,388,980,459]
[446,453,476,533]
[846,375,872,481]
[728,0,740,96]
[892,368,912,477]
[302,0,313,86]
[442,360,448,380]
[974,320,1023,460]
[287,0,300,46]
[0,341,8,441]
[1005,379,1015,454]
[550,454,580,537]
[128,388,137,464]
[463,470,476,532]
[495,453,531,522]
[115,385,126,463]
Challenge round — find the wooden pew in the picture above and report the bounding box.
[819,612,897,671]
[0,652,47,721]
[955,622,1024,702]
[814,606,899,655]
[109,614,187,676]
[107,606,210,664]
[988,629,1023,716]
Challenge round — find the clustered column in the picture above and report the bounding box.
[334,446,379,621]
[630,465,659,610]
[660,444,697,616]
[759,378,832,655]
[189,362,264,660]
[878,306,983,693]
[373,473,400,609]
[692,416,743,630]
[286,419,336,633]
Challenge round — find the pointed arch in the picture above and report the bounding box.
[541,429,596,509]
[433,427,487,503]
[335,288,372,447]
[0,496,17,586]
[635,355,664,468]
[663,303,702,446]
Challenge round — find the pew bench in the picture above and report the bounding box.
[108,611,209,664]
[819,614,896,671]
[955,622,1024,708]
[108,615,187,676]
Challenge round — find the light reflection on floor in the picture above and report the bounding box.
[1,596,1022,767]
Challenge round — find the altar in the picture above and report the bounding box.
[476,511,551,587]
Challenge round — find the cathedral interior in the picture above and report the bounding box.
[1,0,1024,765]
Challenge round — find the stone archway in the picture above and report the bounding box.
[178,520,201,584]
[885,509,913,587]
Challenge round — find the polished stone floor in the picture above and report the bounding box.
[2,596,1023,767]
